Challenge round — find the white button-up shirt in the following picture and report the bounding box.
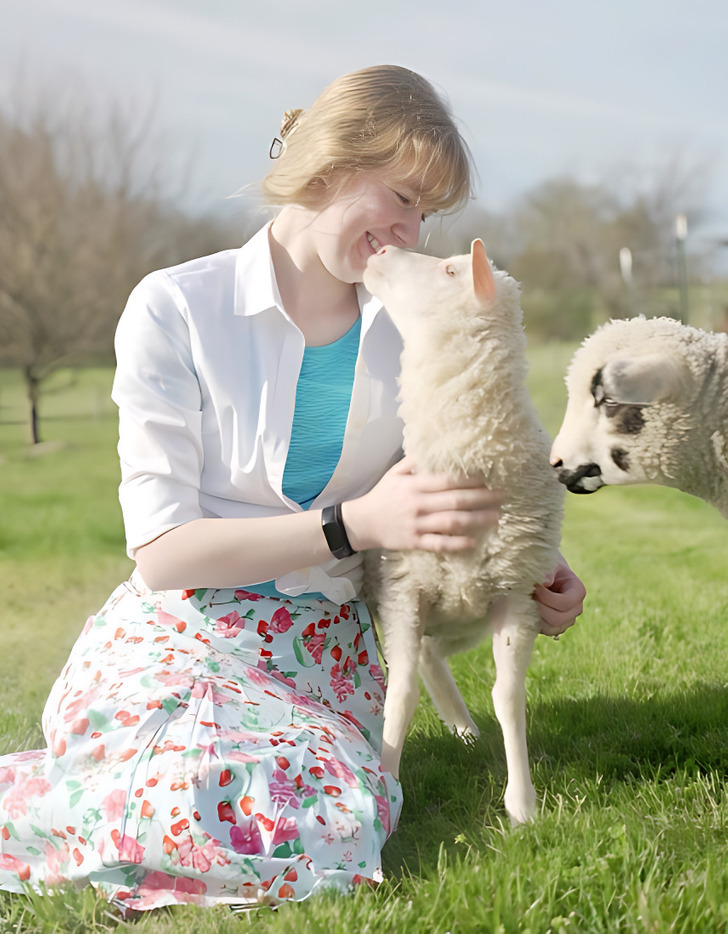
[112,224,404,602]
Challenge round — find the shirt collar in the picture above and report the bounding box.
[233,223,282,317]
[233,222,386,328]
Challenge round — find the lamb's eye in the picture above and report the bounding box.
[445,265,457,277]
[592,382,618,409]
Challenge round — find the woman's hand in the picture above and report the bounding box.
[342,456,501,553]
[533,556,586,637]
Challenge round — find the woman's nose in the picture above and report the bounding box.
[395,212,423,248]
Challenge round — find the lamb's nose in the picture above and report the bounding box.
[556,462,602,492]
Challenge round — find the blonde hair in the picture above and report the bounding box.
[262,65,473,216]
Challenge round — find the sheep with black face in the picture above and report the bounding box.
[551,315,728,516]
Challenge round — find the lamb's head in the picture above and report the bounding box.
[362,239,517,344]
[550,317,695,494]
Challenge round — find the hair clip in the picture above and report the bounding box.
[269,137,283,159]
[280,108,301,139]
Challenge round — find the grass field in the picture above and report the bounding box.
[1,350,728,933]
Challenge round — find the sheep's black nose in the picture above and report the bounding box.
[556,462,602,493]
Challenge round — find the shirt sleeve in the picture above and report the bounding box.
[111,272,205,556]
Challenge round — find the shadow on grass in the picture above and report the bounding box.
[383,681,728,878]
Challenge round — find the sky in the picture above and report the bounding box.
[2,0,727,256]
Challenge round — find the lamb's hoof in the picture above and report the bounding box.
[505,786,538,826]
[453,723,480,746]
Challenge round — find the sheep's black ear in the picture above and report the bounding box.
[471,239,496,308]
[602,354,692,404]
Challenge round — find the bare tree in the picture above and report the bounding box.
[0,83,239,443]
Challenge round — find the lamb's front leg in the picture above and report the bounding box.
[379,588,428,779]
[489,595,539,825]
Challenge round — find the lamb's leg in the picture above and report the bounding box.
[419,636,479,741]
[379,590,428,779]
[489,595,538,825]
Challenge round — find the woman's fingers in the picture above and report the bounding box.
[533,558,586,636]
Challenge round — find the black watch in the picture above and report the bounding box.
[321,503,357,559]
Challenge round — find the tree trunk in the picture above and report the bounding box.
[24,367,41,444]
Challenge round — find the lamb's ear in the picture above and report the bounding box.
[471,238,496,308]
[602,354,692,404]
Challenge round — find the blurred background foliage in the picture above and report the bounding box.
[0,82,725,443]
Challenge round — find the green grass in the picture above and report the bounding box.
[2,355,728,932]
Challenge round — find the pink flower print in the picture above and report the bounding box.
[4,776,51,818]
[330,663,354,703]
[369,664,386,691]
[111,829,145,863]
[234,589,265,601]
[174,831,226,873]
[269,769,300,808]
[9,750,44,764]
[153,670,194,689]
[324,757,359,789]
[305,633,326,665]
[230,819,264,855]
[174,875,208,898]
[272,817,299,845]
[269,606,293,633]
[0,853,31,882]
[156,609,187,633]
[190,681,233,705]
[215,610,246,638]
[244,662,271,687]
[375,792,391,835]
[63,685,102,721]
[0,767,16,786]
[269,669,296,690]
[226,749,261,764]
[136,870,207,903]
[340,709,365,733]
[44,840,71,885]
[103,789,127,822]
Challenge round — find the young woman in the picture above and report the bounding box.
[0,65,584,913]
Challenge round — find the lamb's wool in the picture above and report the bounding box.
[553,315,728,515]
[387,268,562,623]
[362,241,564,824]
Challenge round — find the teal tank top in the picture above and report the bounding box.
[282,317,361,508]
[251,317,361,597]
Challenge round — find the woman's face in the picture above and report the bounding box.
[307,171,426,284]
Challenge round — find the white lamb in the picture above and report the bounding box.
[362,239,564,825]
[550,315,728,517]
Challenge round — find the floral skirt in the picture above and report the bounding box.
[0,576,402,911]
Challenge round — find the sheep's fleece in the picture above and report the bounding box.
[362,239,563,825]
[551,315,728,516]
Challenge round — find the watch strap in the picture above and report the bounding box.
[321,503,356,559]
